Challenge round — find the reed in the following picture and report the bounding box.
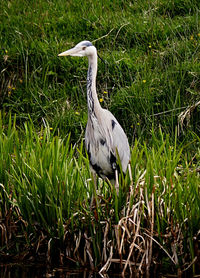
[0,114,199,276]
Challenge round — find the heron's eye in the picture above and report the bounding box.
[82,46,86,50]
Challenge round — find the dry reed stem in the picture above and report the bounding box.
[144,232,176,265]
[0,223,7,246]
[84,232,94,269]
[114,224,121,258]
[100,167,182,276]
[99,167,150,276]
[182,256,197,273]
[99,245,113,276]
[74,230,82,256]
[178,100,200,135]
[47,238,52,263]
[146,191,154,277]
[102,221,110,263]
[122,199,143,275]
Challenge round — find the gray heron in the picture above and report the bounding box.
[58,41,130,187]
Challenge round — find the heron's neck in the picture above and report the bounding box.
[87,52,101,118]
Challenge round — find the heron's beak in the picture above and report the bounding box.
[58,47,77,57]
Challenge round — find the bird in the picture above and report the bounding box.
[58,41,130,187]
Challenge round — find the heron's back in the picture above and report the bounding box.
[85,108,130,179]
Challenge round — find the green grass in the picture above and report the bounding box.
[0,0,200,275]
[1,0,200,142]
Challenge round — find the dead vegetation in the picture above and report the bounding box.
[1,162,200,277]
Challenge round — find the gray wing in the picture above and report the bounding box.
[85,115,114,178]
[85,109,130,178]
[104,110,130,173]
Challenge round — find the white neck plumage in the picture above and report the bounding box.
[87,50,101,118]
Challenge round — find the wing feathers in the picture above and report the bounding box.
[85,109,130,179]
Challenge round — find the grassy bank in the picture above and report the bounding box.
[1,0,200,142]
[0,115,200,276]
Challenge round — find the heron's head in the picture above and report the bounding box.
[58,41,96,57]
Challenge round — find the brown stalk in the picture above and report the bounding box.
[122,203,142,275]
[178,100,200,135]
[102,221,110,262]
[84,232,94,269]
[99,245,113,276]
[146,191,154,277]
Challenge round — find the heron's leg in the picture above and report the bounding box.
[90,171,98,209]
[115,169,119,195]
[92,171,97,190]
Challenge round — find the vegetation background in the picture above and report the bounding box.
[0,0,200,276]
[1,0,200,141]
